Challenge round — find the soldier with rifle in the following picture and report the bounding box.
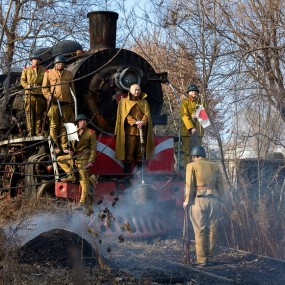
[180,84,206,168]
[183,145,225,267]
[20,54,46,136]
[57,114,96,209]
[42,55,75,154]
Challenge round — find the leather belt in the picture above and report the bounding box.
[197,194,215,198]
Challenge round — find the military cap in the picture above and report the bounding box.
[190,145,206,157]
[54,55,67,64]
[30,54,42,60]
[186,84,199,93]
[75,114,88,124]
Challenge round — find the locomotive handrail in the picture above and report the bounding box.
[167,80,182,174]
[69,87,77,118]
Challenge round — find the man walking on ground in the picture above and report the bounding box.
[183,145,225,266]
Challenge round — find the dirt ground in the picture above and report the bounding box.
[0,197,159,285]
[0,263,141,285]
[2,196,285,285]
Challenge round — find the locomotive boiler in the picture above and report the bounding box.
[0,11,184,237]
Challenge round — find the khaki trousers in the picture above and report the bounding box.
[181,135,202,168]
[190,196,220,264]
[57,155,90,203]
[25,95,47,135]
[48,104,74,149]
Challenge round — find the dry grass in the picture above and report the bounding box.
[0,197,143,285]
[220,187,285,260]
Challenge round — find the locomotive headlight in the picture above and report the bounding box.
[115,67,143,90]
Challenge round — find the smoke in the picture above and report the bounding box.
[88,176,179,238]
[4,175,181,248]
[4,210,97,247]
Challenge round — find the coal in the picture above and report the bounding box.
[19,229,99,268]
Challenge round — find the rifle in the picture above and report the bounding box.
[41,79,57,135]
[28,86,33,135]
[182,206,190,264]
[138,126,145,184]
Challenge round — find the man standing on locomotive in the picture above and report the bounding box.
[183,145,225,266]
[180,84,205,168]
[57,114,96,209]
[20,54,46,136]
[115,83,155,173]
[42,55,75,154]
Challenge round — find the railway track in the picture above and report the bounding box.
[100,234,285,285]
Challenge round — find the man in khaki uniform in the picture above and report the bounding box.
[57,114,96,207]
[183,145,225,266]
[115,84,155,173]
[180,84,205,168]
[42,55,75,154]
[20,54,46,136]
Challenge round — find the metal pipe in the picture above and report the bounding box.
[167,80,182,174]
[69,87,78,118]
[87,11,119,50]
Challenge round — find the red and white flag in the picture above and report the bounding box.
[195,105,211,128]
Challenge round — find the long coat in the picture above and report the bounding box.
[114,92,155,161]
[185,158,225,205]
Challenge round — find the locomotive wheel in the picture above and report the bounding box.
[2,151,29,198]
[37,181,55,198]
[1,165,13,199]
[10,170,25,198]
[25,153,53,197]
[13,177,25,197]
[24,163,37,197]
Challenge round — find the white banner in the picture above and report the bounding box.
[195,105,211,128]
[64,123,79,141]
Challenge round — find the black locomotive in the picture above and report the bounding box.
[0,11,183,238]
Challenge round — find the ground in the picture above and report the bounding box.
[1,196,285,285]
[0,197,156,285]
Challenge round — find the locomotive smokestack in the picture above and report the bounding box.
[87,11,119,50]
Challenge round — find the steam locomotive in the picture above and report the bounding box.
[0,11,184,237]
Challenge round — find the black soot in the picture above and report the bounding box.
[19,229,99,268]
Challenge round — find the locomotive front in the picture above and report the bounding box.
[68,11,167,134]
[63,12,184,237]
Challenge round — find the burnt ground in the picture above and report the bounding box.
[1,198,285,284]
[3,228,285,285]
[0,229,141,285]
[100,233,285,285]
[0,198,141,285]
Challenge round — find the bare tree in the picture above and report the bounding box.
[134,0,285,258]
[0,0,119,69]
